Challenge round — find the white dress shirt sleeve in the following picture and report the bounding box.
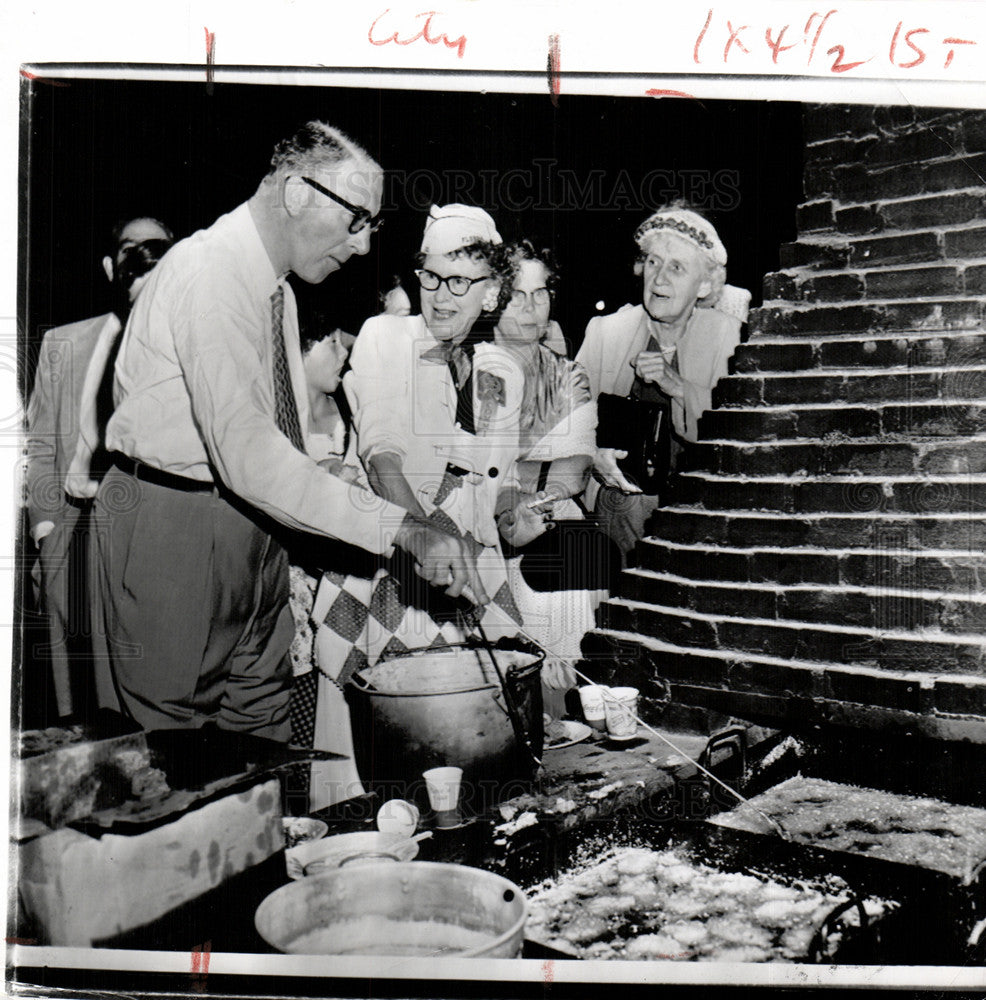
[170,268,403,554]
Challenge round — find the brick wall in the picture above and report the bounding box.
[585,104,986,743]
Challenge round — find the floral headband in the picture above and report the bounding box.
[634,209,727,266]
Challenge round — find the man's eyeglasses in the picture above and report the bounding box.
[508,287,551,309]
[415,269,489,297]
[301,176,384,235]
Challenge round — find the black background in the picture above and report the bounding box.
[20,76,803,393]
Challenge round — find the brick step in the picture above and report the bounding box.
[635,539,986,591]
[781,225,986,272]
[750,298,986,338]
[647,506,986,550]
[671,472,986,514]
[617,569,986,633]
[804,115,986,175]
[763,261,986,303]
[732,330,986,373]
[596,600,986,675]
[581,628,986,730]
[713,367,986,407]
[803,150,986,207]
[796,189,986,238]
[801,106,975,146]
[699,401,986,442]
[687,436,986,477]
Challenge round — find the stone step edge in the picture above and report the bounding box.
[696,435,986,448]
[623,567,986,606]
[744,329,986,346]
[758,294,986,312]
[725,364,986,379]
[708,400,986,413]
[791,220,986,242]
[799,186,986,211]
[587,626,986,688]
[679,471,986,484]
[768,253,986,281]
[605,597,986,647]
[639,538,985,560]
[783,225,986,250]
[657,505,986,522]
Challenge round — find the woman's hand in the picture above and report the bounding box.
[318,457,363,486]
[633,351,685,398]
[496,490,555,547]
[593,447,642,494]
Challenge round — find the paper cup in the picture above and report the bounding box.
[578,685,608,731]
[376,798,420,838]
[603,686,639,740]
[423,766,463,827]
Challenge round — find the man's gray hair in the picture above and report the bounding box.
[267,121,377,177]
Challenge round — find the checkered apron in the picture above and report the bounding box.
[310,505,525,691]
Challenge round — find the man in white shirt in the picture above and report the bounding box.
[95,121,485,741]
[25,216,173,719]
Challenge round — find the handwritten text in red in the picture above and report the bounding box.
[369,9,467,59]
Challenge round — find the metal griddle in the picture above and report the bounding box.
[520,726,986,964]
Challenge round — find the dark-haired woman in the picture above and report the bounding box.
[491,241,619,711]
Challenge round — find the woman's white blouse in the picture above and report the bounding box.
[344,314,525,548]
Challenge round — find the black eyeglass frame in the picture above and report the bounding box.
[414,268,490,297]
[300,176,384,235]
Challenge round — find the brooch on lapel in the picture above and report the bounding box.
[475,369,506,433]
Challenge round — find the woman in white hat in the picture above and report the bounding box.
[306,206,545,773]
[576,203,750,558]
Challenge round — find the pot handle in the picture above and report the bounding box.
[491,688,511,719]
[808,896,870,963]
[699,725,747,776]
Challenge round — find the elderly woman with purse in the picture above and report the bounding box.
[576,204,750,559]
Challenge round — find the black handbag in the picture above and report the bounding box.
[595,392,673,496]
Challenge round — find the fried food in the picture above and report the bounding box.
[526,846,854,962]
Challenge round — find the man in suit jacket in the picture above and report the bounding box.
[575,205,749,556]
[25,216,174,719]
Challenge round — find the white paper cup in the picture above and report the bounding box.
[423,766,463,826]
[376,798,420,838]
[578,685,608,731]
[603,686,639,740]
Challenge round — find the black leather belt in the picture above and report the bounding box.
[111,452,214,494]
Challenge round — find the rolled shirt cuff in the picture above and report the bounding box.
[31,520,55,545]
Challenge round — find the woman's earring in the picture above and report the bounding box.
[481,284,500,313]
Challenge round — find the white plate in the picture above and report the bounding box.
[544,720,593,750]
[286,831,420,879]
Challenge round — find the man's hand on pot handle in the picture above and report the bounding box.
[594,447,642,494]
[394,514,489,605]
